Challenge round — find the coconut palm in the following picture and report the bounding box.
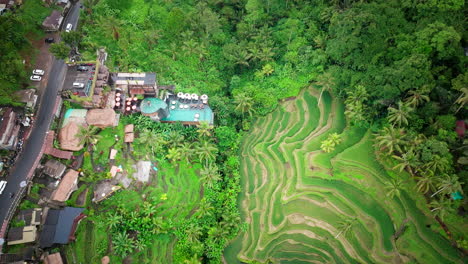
[405,88,430,107]
[455,87,468,113]
[416,172,438,194]
[107,212,123,230]
[200,163,221,188]
[184,255,201,264]
[166,131,184,147]
[112,232,135,257]
[208,224,229,243]
[384,178,404,199]
[234,93,254,117]
[315,72,334,106]
[374,126,407,156]
[196,198,214,219]
[165,42,179,60]
[430,198,455,221]
[185,223,203,244]
[328,133,342,146]
[138,129,167,155]
[179,142,194,164]
[387,101,413,127]
[392,151,418,176]
[431,174,463,198]
[77,125,101,147]
[196,140,218,165]
[424,154,450,174]
[320,139,335,153]
[197,121,213,138]
[335,217,357,239]
[166,148,182,163]
[234,49,251,67]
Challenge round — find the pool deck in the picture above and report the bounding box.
[161,99,214,125]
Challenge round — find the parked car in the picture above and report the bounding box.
[32,69,44,76]
[65,23,73,32]
[73,82,85,88]
[77,66,88,71]
[0,181,7,195]
[30,75,42,81]
[45,37,54,43]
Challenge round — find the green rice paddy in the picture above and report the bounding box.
[224,88,462,263]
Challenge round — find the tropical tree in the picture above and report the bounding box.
[138,129,167,155]
[107,212,123,230]
[234,93,254,117]
[112,232,135,257]
[430,198,456,221]
[200,163,221,188]
[77,125,101,147]
[166,147,182,163]
[416,172,438,194]
[184,255,202,264]
[320,139,335,153]
[196,198,214,219]
[387,101,413,127]
[392,151,418,176]
[99,16,123,40]
[384,178,404,199]
[315,72,334,106]
[185,223,203,244]
[49,42,71,60]
[328,133,342,146]
[335,217,357,239]
[431,174,463,198]
[455,87,468,113]
[165,42,179,60]
[196,140,218,165]
[179,142,194,164]
[197,121,214,138]
[405,88,430,107]
[166,131,185,147]
[374,126,407,156]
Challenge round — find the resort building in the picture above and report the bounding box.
[140,93,214,125]
[39,207,85,248]
[50,169,79,203]
[110,72,158,96]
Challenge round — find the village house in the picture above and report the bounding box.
[0,107,20,150]
[42,10,63,32]
[6,226,37,246]
[110,72,158,97]
[39,207,85,248]
[14,89,38,110]
[50,169,79,203]
[43,160,67,179]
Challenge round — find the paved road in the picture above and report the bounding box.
[0,2,81,242]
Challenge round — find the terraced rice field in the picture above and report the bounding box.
[224,88,461,263]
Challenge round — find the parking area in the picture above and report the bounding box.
[63,63,96,96]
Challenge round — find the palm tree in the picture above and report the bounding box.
[138,129,167,155]
[374,126,407,156]
[200,163,221,188]
[107,212,123,230]
[234,49,251,68]
[424,154,450,174]
[185,223,203,244]
[112,232,135,257]
[392,151,418,176]
[197,121,213,138]
[77,125,101,147]
[166,131,184,147]
[184,255,201,264]
[384,178,404,199]
[431,174,463,198]
[142,201,158,216]
[405,88,430,107]
[196,198,214,219]
[166,147,182,163]
[335,217,357,239]
[99,16,123,41]
[165,42,179,60]
[328,133,342,146]
[387,101,413,127]
[196,140,217,165]
[416,172,438,194]
[179,142,194,164]
[234,93,254,117]
[455,87,468,113]
[320,139,335,153]
[182,39,199,56]
[208,224,228,243]
[430,198,455,221]
[315,72,334,106]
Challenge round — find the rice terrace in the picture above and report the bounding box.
[224,88,462,264]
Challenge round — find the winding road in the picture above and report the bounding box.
[0,2,81,249]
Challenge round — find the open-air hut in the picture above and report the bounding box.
[85,109,116,128]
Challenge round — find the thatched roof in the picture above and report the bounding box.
[124,133,134,143]
[50,169,79,202]
[58,122,83,151]
[124,124,134,133]
[85,109,116,128]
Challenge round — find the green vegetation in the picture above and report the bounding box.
[225,89,463,263]
[0,1,53,105]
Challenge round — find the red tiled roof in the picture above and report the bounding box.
[44,131,73,159]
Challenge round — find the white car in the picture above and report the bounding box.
[30,75,42,81]
[32,69,44,76]
[0,181,7,195]
[65,23,73,32]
